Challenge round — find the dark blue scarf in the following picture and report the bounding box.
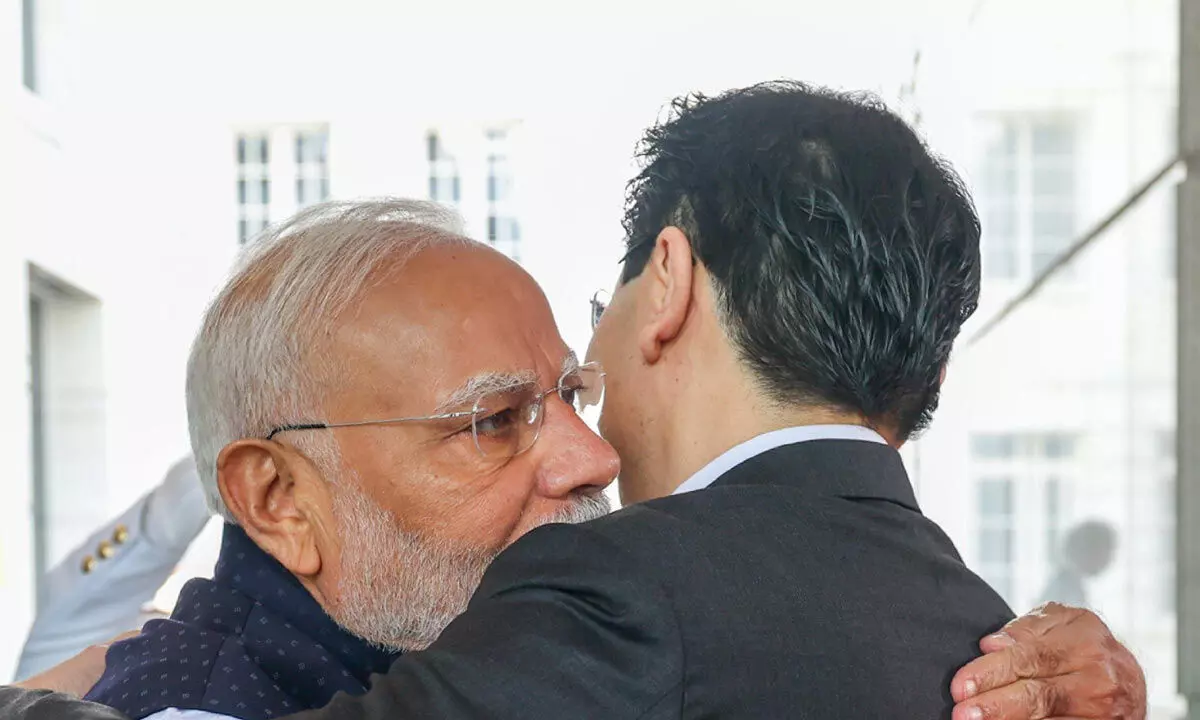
[86,524,402,719]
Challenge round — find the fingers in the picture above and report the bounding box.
[953,629,1070,702]
[952,676,1066,720]
[954,605,1095,703]
[952,652,1006,703]
[997,604,1087,648]
[952,605,1147,719]
[979,631,1015,654]
[952,674,1113,720]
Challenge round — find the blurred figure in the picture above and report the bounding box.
[16,457,209,680]
[1039,520,1117,608]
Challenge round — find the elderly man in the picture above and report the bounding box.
[4,84,1146,719]
[75,200,616,720]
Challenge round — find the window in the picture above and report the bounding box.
[236,134,271,245]
[1041,433,1074,459]
[1045,476,1061,560]
[295,130,330,209]
[486,128,520,261]
[978,119,1077,281]
[22,0,37,92]
[971,433,1015,460]
[1030,124,1076,275]
[978,477,1015,600]
[971,431,1077,606]
[1152,431,1176,613]
[28,294,46,598]
[27,268,106,606]
[424,124,522,260]
[427,131,460,206]
[235,126,332,245]
[1156,472,1176,613]
[1120,430,1176,617]
[981,125,1018,278]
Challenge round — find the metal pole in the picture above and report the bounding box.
[1177,0,1200,714]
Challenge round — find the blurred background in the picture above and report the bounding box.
[1,0,1195,716]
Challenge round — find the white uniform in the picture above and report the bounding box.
[15,457,211,680]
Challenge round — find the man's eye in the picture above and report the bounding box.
[475,408,519,437]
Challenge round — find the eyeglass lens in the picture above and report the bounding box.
[471,386,543,461]
[468,365,605,463]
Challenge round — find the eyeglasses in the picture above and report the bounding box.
[266,362,605,467]
[590,290,610,331]
[592,235,656,331]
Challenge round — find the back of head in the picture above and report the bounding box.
[621,81,981,440]
[187,198,470,520]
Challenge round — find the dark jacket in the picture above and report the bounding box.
[298,439,1014,719]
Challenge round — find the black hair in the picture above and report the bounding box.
[621,81,981,440]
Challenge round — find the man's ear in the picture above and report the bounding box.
[637,226,696,364]
[217,440,325,578]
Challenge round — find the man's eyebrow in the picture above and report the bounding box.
[434,370,537,414]
[433,353,578,414]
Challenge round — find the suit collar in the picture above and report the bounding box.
[673,425,887,495]
[709,439,920,512]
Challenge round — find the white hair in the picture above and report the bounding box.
[186,198,471,520]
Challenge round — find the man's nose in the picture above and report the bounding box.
[532,400,620,498]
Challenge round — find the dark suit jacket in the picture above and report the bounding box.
[0,440,1013,719]
[300,439,1013,719]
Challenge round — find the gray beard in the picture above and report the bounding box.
[327,480,611,652]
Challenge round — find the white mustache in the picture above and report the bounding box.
[544,492,612,525]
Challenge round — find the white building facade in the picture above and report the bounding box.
[911,0,1181,715]
[1,3,1184,717]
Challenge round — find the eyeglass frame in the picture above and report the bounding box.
[590,234,663,330]
[265,361,605,461]
[590,290,610,331]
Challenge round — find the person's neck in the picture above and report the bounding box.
[648,372,873,494]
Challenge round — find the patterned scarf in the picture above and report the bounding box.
[86,524,402,719]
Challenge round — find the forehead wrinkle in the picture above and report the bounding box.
[434,370,537,413]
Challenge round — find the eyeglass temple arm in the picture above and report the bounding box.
[266,410,482,440]
[266,423,329,440]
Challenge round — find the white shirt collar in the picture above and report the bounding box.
[671,425,888,495]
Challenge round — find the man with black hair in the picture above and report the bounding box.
[2,82,1144,720]
[291,81,1135,718]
